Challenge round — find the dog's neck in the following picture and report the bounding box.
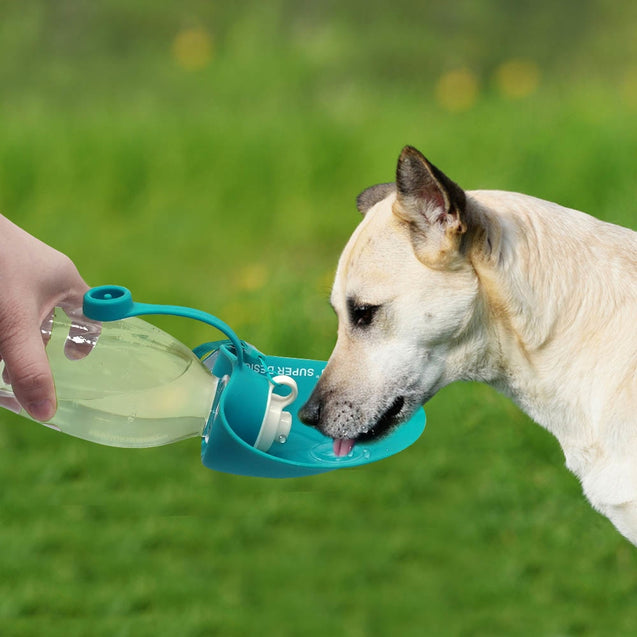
[462,191,636,463]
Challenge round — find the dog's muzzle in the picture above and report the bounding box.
[299,392,405,442]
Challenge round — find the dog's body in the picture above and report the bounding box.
[300,146,637,544]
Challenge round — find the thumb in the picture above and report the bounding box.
[0,323,56,421]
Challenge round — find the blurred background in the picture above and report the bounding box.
[1,1,636,635]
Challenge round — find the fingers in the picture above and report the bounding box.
[0,215,92,421]
[0,321,56,421]
[46,253,90,317]
[0,305,99,421]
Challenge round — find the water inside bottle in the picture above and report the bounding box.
[53,361,217,447]
[43,313,217,448]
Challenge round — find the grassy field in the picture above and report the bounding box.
[1,2,636,635]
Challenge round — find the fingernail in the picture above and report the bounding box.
[28,399,56,422]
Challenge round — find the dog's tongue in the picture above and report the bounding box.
[333,438,355,457]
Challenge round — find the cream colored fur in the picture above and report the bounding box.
[300,146,637,544]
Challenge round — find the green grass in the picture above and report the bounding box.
[1,2,637,635]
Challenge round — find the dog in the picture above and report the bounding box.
[299,145,637,545]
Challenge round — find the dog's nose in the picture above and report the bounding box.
[298,395,321,428]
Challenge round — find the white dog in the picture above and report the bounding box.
[300,145,637,545]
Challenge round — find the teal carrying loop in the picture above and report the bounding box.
[84,285,245,367]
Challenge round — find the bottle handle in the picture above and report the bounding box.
[83,285,245,367]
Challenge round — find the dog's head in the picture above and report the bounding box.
[299,146,486,453]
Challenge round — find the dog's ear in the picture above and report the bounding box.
[393,146,468,267]
[356,183,396,215]
[394,146,466,231]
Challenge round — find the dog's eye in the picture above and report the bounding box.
[349,303,380,328]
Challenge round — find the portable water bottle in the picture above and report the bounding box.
[0,290,295,451]
[1,309,215,447]
[0,285,427,478]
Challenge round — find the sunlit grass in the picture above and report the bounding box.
[0,3,636,635]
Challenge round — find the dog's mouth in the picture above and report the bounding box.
[332,396,405,457]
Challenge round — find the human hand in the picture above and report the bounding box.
[0,215,90,421]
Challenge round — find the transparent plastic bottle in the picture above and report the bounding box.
[0,309,218,448]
